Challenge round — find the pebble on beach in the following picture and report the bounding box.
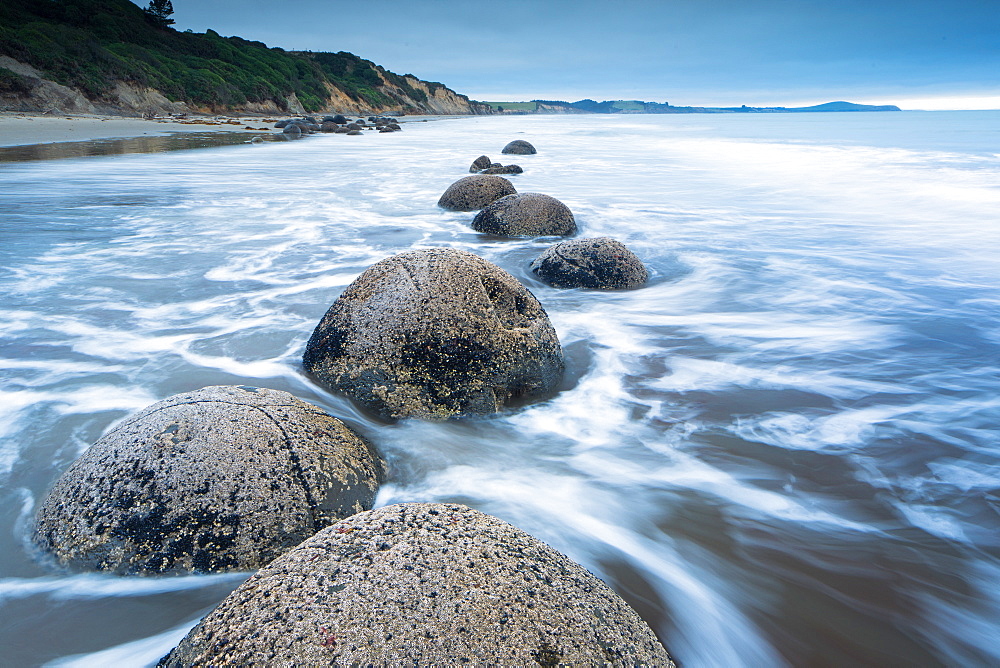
[158,503,675,667]
[32,385,385,575]
[302,248,564,420]
[531,237,649,289]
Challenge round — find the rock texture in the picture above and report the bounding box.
[437,175,517,212]
[481,164,523,175]
[469,155,492,172]
[502,139,537,155]
[159,503,675,667]
[303,248,564,420]
[531,237,649,290]
[472,193,576,237]
[33,386,385,575]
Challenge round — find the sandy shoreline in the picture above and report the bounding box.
[0,112,462,148]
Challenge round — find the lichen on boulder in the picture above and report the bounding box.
[32,385,384,575]
[303,248,564,420]
[158,503,675,667]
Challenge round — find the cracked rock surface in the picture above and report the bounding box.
[437,175,516,211]
[303,248,564,420]
[159,503,675,667]
[472,192,576,237]
[531,237,649,290]
[33,385,384,575]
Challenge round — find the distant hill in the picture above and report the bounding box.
[0,0,490,116]
[484,98,901,115]
[784,101,901,112]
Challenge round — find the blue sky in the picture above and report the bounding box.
[139,0,1000,109]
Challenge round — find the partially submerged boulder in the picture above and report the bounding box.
[472,193,576,237]
[437,175,517,212]
[502,139,536,155]
[481,164,523,175]
[469,155,492,172]
[33,385,385,575]
[159,503,675,667]
[303,248,564,420]
[531,237,648,289]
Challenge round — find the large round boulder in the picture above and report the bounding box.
[303,248,564,420]
[159,503,675,667]
[437,175,517,212]
[502,139,536,154]
[330,114,348,124]
[471,193,576,237]
[33,386,385,575]
[531,237,648,289]
[282,123,302,137]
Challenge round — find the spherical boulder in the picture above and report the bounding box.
[437,175,517,212]
[33,386,385,575]
[502,139,536,155]
[331,114,348,124]
[282,123,302,136]
[471,193,576,237]
[469,155,492,172]
[303,248,564,420]
[531,237,648,290]
[274,119,291,128]
[320,121,338,133]
[159,503,675,667]
[334,125,350,134]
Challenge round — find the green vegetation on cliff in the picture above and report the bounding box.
[0,0,464,113]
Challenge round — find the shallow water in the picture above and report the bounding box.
[0,131,282,163]
[2,111,999,666]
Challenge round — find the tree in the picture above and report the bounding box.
[143,0,175,28]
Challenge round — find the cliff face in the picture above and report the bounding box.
[0,54,490,117]
[0,0,492,117]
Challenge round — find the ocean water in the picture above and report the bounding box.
[2,111,999,666]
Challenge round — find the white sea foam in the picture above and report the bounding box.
[3,112,1000,666]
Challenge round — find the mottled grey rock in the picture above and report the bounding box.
[531,237,648,290]
[346,123,361,131]
[334,125,350,134]
[159,503,675,667]
[472,193,576,237]
[303,248,563,420]
[469,155,492,172]
[274,119,290,128]
[33,386,385,575]
[331,114,348,124]
[481,164,523,175]
[389,123,402,131]
[282,123,302,136]
[502,139,537,155]
[346,130,362,136]
[437,175,517,212]
[320,121,338,133]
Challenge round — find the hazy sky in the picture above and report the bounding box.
[139,0,1000,109]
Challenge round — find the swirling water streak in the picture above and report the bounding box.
[1,112,999,666]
